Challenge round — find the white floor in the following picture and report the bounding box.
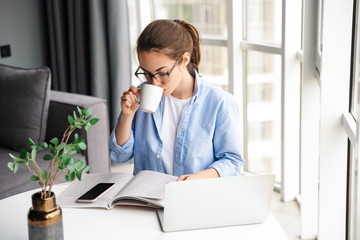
[270,191,301,240]
[111,162,301,240]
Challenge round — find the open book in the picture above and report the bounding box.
[57,170,178,209]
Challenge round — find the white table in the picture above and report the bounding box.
[0,184,288,240]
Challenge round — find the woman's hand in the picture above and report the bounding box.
[177,168,220,181]
[115,86,140,147]
[121,86,140,117]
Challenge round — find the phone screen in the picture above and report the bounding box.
[76,183,115,202]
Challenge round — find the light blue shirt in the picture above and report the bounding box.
[109,72,244,177]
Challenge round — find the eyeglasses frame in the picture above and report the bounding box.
[134,55,183,84]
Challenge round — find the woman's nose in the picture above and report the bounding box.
[151,76,161,86]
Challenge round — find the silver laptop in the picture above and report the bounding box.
[157,173,275,232]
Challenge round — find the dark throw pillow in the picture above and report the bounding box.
[0,64,51,151]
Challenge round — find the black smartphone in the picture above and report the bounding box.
[76,183,115,203]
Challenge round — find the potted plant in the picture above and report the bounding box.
[7,106,99,240]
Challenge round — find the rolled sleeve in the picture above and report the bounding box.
[109,127,134,164]
[210,99,244,177]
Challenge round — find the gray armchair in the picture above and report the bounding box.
[0,64,110,200]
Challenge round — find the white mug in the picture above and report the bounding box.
[139,84,163,113]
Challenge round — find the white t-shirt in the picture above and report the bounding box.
[160,95,191,175]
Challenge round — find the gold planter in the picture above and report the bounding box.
[28,191,64,240]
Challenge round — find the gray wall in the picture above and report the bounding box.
[0,0,48,68]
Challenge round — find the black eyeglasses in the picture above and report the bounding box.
[134,56,182,84]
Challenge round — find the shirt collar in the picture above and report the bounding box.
[190,69,201,104]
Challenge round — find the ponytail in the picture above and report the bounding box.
[136,19,201,74]
[178,20,201,74]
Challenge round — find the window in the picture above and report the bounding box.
[346,1,360,238]
[245,0,282,45]
[128,0,300,195]
[152,0,229,90]
[245,49,282,182]
[128,0,360,238]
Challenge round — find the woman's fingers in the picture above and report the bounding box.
[121,87,140,115]
[177,175,189,181]
[129,86,141,97]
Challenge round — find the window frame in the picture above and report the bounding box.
[131,0,301,200]
[344,1,360,239]
[319,0,353,239]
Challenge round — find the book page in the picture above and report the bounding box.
[115,170,177,200]
[57,172,134,209]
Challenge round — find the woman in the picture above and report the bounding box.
[109,19,244,180]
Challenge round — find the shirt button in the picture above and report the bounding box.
[156,155,160,158]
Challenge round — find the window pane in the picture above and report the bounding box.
[246,50,281,182]
[151,0,229,91]
[153,0,227,38]
[200,45,228,91]
[245,0,282,45]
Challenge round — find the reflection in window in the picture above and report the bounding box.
[153,0,227,37]
[152,0,229,91]
[200,45,228,91]
[246,50,281,182]
[245,0,282,45]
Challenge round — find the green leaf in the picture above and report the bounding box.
[85,108,93,116]
[48,145,54,155]
[65,173,71,181]
[20,149,28,158]
[16,158,26,164]
[13,163,19,174]
[41,169,47,180]
[66,164,75,172]
[62,153,72,165]
[30,175,40,181]
[9,153,16,160]
[27,138,36,145]
[7,162,14,171]
[65,148,77,155]
[40,142,48,149]
[69,158,75,165]
[78,142,87,150]
[75,160,84,170]
[76,170,83,180]
[31,148,37,160]
[73,110,78,120]
[90,118,100,125]
[43,154,53,161]
[65,171,76,181]
[68,115,74,125]
[50,137,59,146]
[74,133,79,142]
[83,165,90,173]
[70,171,76,181]
[77,106,82,116]
[36,145,43,151]
[57,143,66,150]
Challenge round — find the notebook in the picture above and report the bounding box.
[157,173,275,232]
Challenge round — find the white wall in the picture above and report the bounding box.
[0,0,48,68]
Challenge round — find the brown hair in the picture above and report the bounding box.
[136,19,201,75]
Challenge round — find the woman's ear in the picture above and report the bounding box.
[182,52,191,67]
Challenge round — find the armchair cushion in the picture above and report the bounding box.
[0,64,51,151]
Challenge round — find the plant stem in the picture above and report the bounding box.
[61,125,72,144]
[46,122,77,197]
